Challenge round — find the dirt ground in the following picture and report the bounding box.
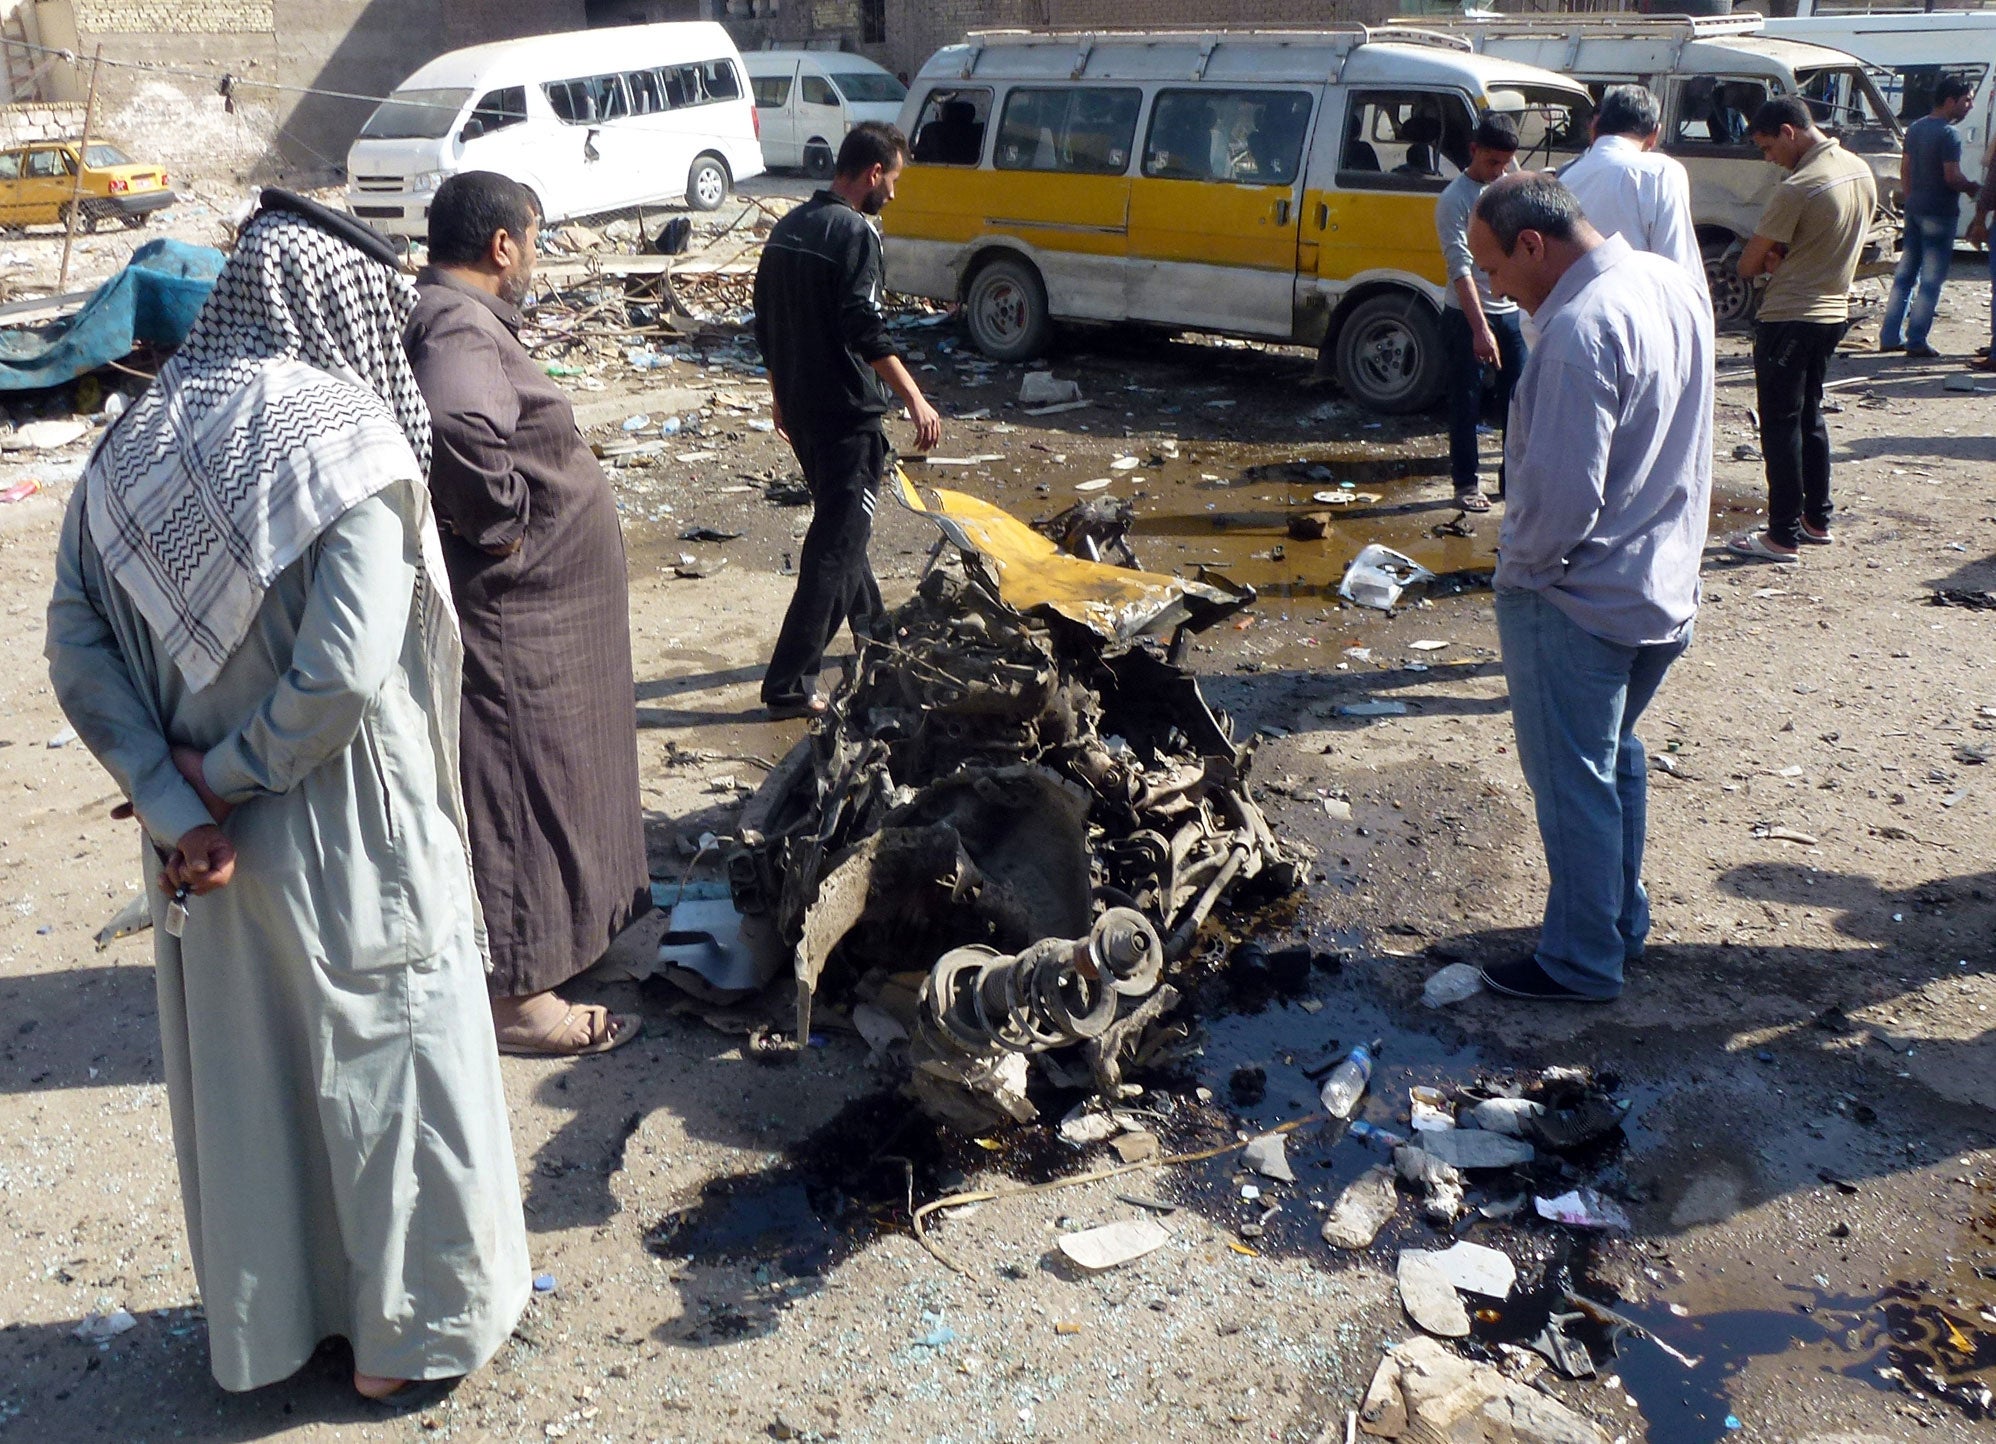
[0,178,1992,1443]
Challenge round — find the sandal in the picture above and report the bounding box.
[1726,530,1799,565]
[1453,490,1493,514]
[496,1002,643,1057]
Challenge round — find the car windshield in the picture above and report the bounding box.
[82,143,133,168]
[359,87,472,140]
[829,71,906,105]
[1795,65,1905,151]
[1491,84,1594,169]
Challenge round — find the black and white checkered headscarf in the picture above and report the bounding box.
[84,207,436,692]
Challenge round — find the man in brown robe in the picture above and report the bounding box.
[404,170,647,1055]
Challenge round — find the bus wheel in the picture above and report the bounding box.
[1333,293,1444,415]
[1702,237,1756,325]
[686,154,730,212]
[803,143,835,179]
[964,256,1049,363]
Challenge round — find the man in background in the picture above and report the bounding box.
[1881,75,1979,359]
[754,121,942,720]
[1435,113,1525,514]
[1727,98,1876,566]
[1557,83,1704,288]
[406,171,649,1057]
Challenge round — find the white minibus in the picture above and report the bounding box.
[346,22,765,239]
[745,51,908,177]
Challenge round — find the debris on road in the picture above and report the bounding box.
[718,476,1288,1128]
[1057,1217,1170,1272]
[1339,545,1435,611]
[1358,1335,1611,1442]
[1396,1250,1470,1337]
[1320,1166,1398,1249]
[1421,962,1484,1008]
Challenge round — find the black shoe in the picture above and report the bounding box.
[1479,954,1618,1004]
[1905,345,1941,360]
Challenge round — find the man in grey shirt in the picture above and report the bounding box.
[1467,173,1715,1004]
[1435,113,1523,512]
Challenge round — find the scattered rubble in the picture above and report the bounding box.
[1358,1336,1611,1443]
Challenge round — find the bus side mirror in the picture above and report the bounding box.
[459,118,485,143]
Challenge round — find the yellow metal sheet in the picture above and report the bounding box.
[895,470,1217,642]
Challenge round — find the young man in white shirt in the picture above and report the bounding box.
[1556,84,1704,289]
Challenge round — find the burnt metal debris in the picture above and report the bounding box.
[725,478,1295,1129]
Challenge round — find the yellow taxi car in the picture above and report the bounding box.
[0,139,174,233]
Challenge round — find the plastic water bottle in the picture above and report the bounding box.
[1347,1119,1406,1152]
[1318,1041,1377,1119]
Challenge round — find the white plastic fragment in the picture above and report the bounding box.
[1018,372,1081,406]
[1535,1188,1632,1231]
[1421,962,1484,1008]
[1425,1240,1517,1299]
[73,1308,138,1342]
[1408,1086,1455,1133]
[1339,544,1435,611]
[1056,1217,1170,1272]
[1396,1250,1471,1337]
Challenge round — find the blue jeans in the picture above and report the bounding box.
[1443,306,1528,495]
[1881,211,1957,350]
[1988,240,1996,349]
[1497,588,1689,998]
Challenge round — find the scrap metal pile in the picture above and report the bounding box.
[724,477,1296,1130]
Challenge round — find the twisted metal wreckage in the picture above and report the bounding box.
[704,471,1298,1131]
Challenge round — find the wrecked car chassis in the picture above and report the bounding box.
[725,484,1295,1128]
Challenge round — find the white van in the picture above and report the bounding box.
[346,22,765,240]
[1766,7,1996,208]
[745,51,908,177]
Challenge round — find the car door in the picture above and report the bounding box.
[0,148,25,226]
[539,72,632,217]
[1311,87,1471,296]
[983,84,1142,321]
[1125,86,1316,337]
[20,146,72,225]
[796,69,846,163]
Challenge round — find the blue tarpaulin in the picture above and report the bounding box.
[0,238,223,391]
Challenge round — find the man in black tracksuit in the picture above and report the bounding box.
[754,121,942,719]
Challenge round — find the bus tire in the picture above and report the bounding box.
[686,154,730,212]
[1333,292,1445,415]
[963,256,1050,363]
[803,142,835,179]
[1702,236,1757,326]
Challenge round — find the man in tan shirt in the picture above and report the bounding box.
[1726,96,1877,566]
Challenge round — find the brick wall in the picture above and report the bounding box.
[71,0,274,31]
[0,101,88,145]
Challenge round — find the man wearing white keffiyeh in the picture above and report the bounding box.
[45,193,530,1401]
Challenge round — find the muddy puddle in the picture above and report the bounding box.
[922,441,1766,610]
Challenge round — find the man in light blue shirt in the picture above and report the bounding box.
[1466,173,1715,1003]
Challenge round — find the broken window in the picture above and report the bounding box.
[910,86,991,166]
[995,86,1141,175]
[1142,88,1313,184]
[752,73,792,109]
[1669,75,1770,150]
[1337,89,1476,191]
[543,73,630,124]
[0,151,19,181]
[466,86,526,137]
[658,59,742,109]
